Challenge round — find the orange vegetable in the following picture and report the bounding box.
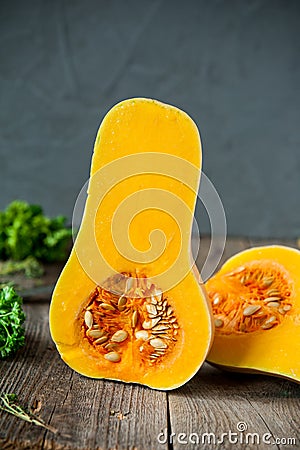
[206,245,300,383]
[49,98,213,390]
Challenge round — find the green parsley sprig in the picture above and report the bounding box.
[0,284,25,359]
[0,200,72,263]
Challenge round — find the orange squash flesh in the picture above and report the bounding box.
[206,245,300,383]
[49,98,213,390]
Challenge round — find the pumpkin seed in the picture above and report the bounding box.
[150,295,157,305]
[267,301,280,308]
[151,330,168,335]
[213,294,222,305]
[105,342,120,351]
[100,303,115,311]
[84,310,93,329]
[263,296,282,303]
[148,313,159,319]
[243,305,261,316]
[149,338,167,349]
[154,348,166,354]
[135,330,149,340]
[142,318,160,329]
[111,330,128,343]
[267,289,280,296]
[283,304,291,311]
[132,310,138,328]
[125,277,134,292]
[146,304,157,315]
[83,275,179,358]
[262,277,274,287]
[261,316,277,329]
[142,320,153,330]
[167,306,173,316]
[87,329,105,339]
[104,351,121,363]
[265,315,276,324]
[214,318,224,328]
[261,323,274,330]
[228,266,245,276]
[118,295,127,308]
[152,324,169,331]
[94,335,109,344]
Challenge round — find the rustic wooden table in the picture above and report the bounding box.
[1,238,299,450]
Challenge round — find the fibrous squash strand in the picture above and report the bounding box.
[80,272,179,364]
[206,260,292,334]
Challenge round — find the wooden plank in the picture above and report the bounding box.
[168,364,300,450]
[0,303,168,450]
[2,238,300,449]
[173,237,300,449]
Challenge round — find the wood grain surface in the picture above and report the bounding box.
[1,238,299,450]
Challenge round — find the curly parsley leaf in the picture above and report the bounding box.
[0,285,25,359]
[0,200,72,263]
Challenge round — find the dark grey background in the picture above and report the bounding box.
[1,0,299,237]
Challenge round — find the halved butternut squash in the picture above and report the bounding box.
[206,245,300,383]
[49,98,213,390]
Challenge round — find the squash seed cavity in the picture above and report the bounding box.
[80,272,179,365]
[206,260,293,335]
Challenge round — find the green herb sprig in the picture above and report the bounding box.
[0,200,72,263]
[0,393,57,433]
[0,256,44,278]
[0,284,25,358]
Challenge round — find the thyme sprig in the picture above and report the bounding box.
[0,393,57,434]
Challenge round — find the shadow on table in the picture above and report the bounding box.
[176,362,300,400]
